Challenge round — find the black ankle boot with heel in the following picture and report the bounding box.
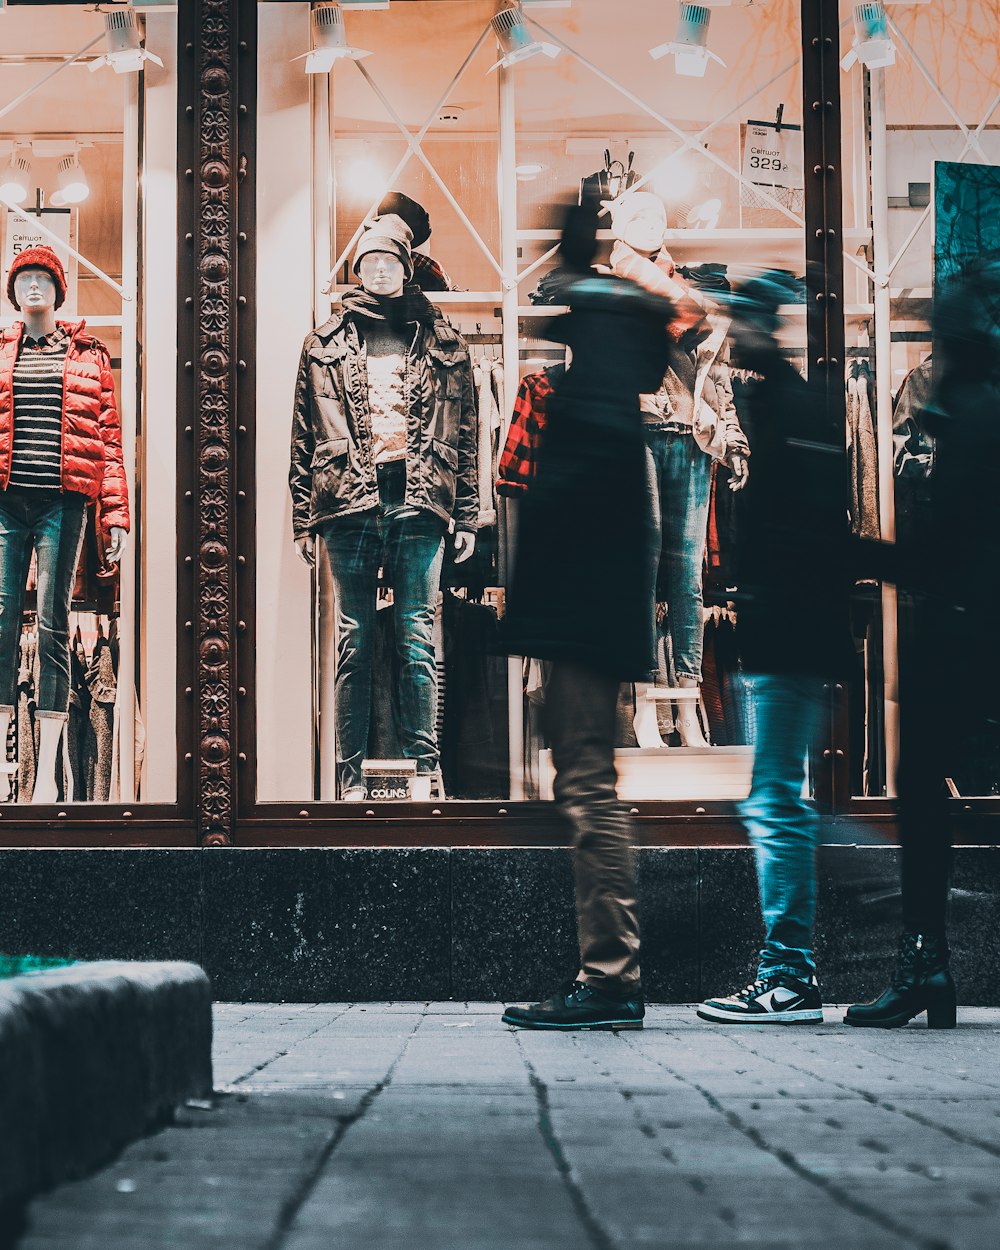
[845,932,956,1029]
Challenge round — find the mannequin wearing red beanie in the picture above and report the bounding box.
[6,245,68,311]
[0,245,129,803]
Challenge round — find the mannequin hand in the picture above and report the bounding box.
[453,530,476,565]
[728,455,749,492]
[295,535,315,567]
[106,527,128,564]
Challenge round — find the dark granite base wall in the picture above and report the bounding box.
[0,847,997,1004]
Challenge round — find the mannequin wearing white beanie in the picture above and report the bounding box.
[605,192,749,750]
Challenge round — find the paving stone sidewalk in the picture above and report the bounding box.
[11,1004,1000,1250]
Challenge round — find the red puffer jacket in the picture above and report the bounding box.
[0,320,130,532]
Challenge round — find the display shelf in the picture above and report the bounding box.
[539,746,755,803]
[516,304,876,318]
[517,227,872,251]
[0,315,124,328]
[330,286,502,304]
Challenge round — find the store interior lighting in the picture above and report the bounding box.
[338,1,390,9]
[295,4,371,73]
[841,3,897,71]
[50,153,90,207]
[0,151,30,206]
[89,8,164,75]
[650,4,726,79]
[488,4,560,73]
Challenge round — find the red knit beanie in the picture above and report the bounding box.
[7,245,68,311]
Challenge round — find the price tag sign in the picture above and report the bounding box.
[741,121,803,192]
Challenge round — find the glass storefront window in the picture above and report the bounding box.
[0,3,177,804]
[255,0,813,808]
[840,0,1000,798]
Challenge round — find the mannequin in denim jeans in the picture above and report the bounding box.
[607,195,748,747]
[0,267,126,803]
[295,250,474,800]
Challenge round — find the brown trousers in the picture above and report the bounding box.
[545,660,641,989]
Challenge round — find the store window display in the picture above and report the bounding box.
[0,2,179,805]
[289,215,479,799]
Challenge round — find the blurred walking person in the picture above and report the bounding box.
[696,273,856,1025]
[500,203,683,1031]
[847,259,1000,1029]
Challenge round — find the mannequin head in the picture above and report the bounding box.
[352,213,414,295]
[609,191,667,255]
[7,244,68,313]
[13,268,58,315]
[358,251,406,298]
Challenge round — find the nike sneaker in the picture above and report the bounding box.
[502,980,644,1030]
[696,973,824,1024]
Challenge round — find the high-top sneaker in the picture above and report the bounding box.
[845,932,956,1029]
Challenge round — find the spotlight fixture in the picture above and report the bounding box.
[488,4,560,73]
[841,3,896,71]
[294,3,371,73]
[650,4,726,79]
[50,154,90,207]
[0,151,31,205]
[89,9,164,75]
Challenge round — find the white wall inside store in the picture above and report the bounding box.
[141,16,179,803]
[256,3,315,801]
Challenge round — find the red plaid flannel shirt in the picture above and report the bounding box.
[497,370,557,496]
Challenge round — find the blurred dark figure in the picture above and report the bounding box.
[500,203,675,1031]
[696,272,856,1025]
[847,259,1000,1029]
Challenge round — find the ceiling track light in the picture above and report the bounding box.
[650,4,726,79]
[842,3,897,71]
[488,4,560,73]
[294,3,371,73]
[0,150,31,206]
[50,153,90,207]
[89,9,164,75]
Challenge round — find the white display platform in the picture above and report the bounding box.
[538,746,756,802]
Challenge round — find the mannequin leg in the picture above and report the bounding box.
[0,494,34,785]
[660,432,712,747]
[32,713,65,804]
[635,439,666,747]
[322,515,381,799]
[31,493,87,803]
[384,506,446,786]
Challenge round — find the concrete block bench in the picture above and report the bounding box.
[0,961,212,1215]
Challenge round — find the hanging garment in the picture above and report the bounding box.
[476,359,499,528]
[16,633,36,802]
[892,356,935,544]
[440,592,509,799]
[846,360,880,539]
[84,637,116,802]
[496,366,564,497]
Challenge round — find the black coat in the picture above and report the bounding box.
[730,351,856,677]
[288,295,479,538]
[502,275,674,681]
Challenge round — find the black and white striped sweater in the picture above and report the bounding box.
[9,325,68,491]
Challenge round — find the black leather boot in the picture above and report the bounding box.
[845,932,956,1029]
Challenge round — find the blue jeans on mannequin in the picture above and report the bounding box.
[320,462,446,796]
[739,673,825,980]
[0,488,87,721]
[645,429,712,683]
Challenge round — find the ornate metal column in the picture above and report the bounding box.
[184,1,241,845]
[802,0,850,810]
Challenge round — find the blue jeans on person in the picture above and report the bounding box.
[320,462,446,795]
[0,487,87,720]
[645,428,712,682]
[739,673,825,982]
